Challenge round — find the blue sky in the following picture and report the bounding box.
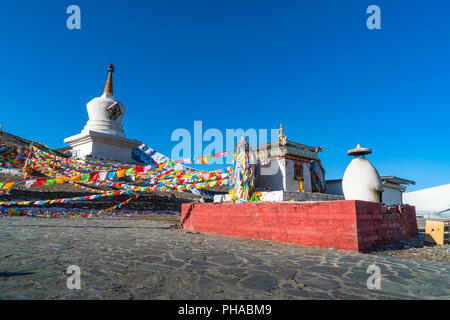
[0,0,449,191]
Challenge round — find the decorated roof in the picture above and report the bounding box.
[254,139,320,161]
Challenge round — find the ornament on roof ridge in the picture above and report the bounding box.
[278,124,287,146]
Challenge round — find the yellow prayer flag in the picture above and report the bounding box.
[117,169,126,178]
[55,176,66,184]
[3,182,15,190]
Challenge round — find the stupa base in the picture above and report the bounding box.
[181,200,419,252]
[64,130,142,163]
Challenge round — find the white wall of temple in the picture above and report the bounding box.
[282,159,297,191]
[381,187,403,205]
[301,162,312,192]
[257,159,284,191]
[326,180,344,195]
[326,179,405,205]
[256,158,312,192]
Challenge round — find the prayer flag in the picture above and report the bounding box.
[45,179,56,186]
[107,171,117,180]
[55,177,66,184]
[25,180,36,188]
[2,182,15,189]
[99,171,107,181]
[36,179,46,186]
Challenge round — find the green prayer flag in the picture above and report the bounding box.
[45,179,56,186]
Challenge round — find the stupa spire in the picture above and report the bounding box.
[103,64,114,95]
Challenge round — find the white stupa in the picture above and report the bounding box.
[342,144,383,203]
[64,64,142,162]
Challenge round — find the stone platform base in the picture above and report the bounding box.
[64,130,142,163]
[214,190,344,203]
[181,200,419,252]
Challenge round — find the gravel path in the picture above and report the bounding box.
[0,216,449,300]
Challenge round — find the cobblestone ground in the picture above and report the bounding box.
[0,216,449,300]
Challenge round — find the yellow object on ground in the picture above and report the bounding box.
[425,220,447,245]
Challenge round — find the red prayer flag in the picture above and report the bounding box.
[136,166,144,174]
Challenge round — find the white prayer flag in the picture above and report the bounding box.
[25,180,36,189]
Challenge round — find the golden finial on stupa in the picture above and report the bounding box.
[278,123,286,141]
[104,64,114,94]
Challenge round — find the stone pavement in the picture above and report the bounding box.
[0,216,449,300]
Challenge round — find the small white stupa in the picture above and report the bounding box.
[64,64,142,162]
[342,144,383,203]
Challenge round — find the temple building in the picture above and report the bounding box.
[64,65,142,162]
[255,125,324,193]
[327,176,415,205]
[214,125,341,202]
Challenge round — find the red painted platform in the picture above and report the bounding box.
[180,200,419,252]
